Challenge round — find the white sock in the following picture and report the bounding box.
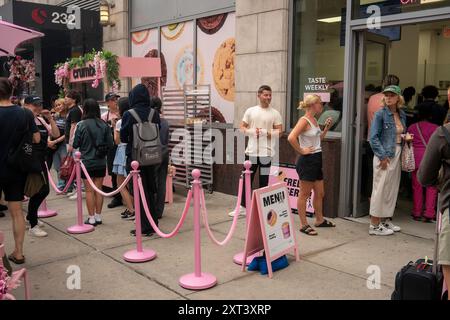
[95,213,102,221]
[89,216,96,224]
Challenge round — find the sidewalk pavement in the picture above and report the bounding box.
[0,189,434,300]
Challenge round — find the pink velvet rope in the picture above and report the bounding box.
[138,176,192,238]
[80,162,132,197]
[45,162,76,194]
[200,177,243,246]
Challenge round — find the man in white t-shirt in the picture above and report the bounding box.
[229,85,283,216]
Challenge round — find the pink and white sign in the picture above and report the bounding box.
[69,63,99,83]
[303,92,330,103]
[268,165,315,214]
[242,183,300,279]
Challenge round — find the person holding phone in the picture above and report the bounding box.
[288,94,335,236]
[369,85,413,236]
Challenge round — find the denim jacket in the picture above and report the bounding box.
[369,106,407,160]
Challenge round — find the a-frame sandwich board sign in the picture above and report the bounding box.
[242,182,300,278]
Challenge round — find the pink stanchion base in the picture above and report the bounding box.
[179,273,217,291]
[67,224,95,234]
[233,251,262,266]
[38,209,57,219]
[123,249,157,263]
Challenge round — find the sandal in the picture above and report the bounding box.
[8,253,25,265]
[315,219,336,228]
[300,225,318,236]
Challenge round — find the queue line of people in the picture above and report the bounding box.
[0,78,170,265]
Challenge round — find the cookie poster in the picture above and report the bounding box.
[259,186,295,258]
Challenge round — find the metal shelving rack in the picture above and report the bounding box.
[162,84,213,191]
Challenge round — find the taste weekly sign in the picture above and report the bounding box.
[242,183,299,278]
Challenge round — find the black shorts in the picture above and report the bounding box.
[296,152,324,182]
[0,175,26,202]
[81,167,106,180]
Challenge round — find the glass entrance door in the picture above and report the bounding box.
[352,32,390,218]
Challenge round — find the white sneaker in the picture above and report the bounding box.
[26,220,45,229]
[69,192,85,201]
[228,206,246,217]
[67,190,77,198]
[29,226,48,237]
[369,224,394,236]
[383,221,401,232]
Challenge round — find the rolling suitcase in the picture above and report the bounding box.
[391,195,445,300]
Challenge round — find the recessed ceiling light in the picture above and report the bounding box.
[318,16,342,23]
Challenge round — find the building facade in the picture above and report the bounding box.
[2,0,450,218]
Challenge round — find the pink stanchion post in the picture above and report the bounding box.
[123,161,157,263]
[179,169,217,290]
[67,152,95,234]
[38,200,57,218]
[233,161,261,266]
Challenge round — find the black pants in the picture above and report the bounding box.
[27,180,50,228]
[155,155,169,219]
[139,165,159,232]
[241,155,272,208]
[127,158,158,232]
[107,145,122,202]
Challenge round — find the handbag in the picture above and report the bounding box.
[59,154,75,181]
[401,141,415,173]
[24,172,45,198]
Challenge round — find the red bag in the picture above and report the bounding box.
[59,155,75,181]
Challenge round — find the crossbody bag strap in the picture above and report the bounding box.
[416,123,428,148]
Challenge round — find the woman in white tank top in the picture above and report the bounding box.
[288,94,335,236]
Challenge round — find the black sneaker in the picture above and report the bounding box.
[130,229,154,237]
[0,212,5,218]
[121,210,131,219]
[0,204,7,211]
[108,198,123,209]
[125,212,135,221]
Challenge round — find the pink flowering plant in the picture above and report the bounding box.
[0,266,10,300]
[8,56,36,90]
[54,50,121,92]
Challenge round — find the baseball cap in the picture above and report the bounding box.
[24,95,43,106]
[105,92,120,101]
[383,85,402,96]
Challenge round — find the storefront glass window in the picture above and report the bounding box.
[291,0,347,132]
[352,0,450,20]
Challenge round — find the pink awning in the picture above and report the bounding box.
[0,20,45,56]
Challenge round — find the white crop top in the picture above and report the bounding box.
[298,117,322,154]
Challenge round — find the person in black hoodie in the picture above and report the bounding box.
[416,85,447,126]
[120,84,161,236]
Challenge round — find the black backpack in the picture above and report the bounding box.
[7,108,40,174]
